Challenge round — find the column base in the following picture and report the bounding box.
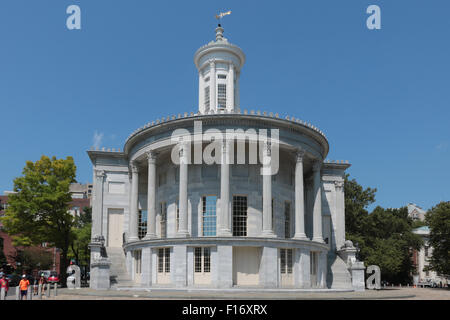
[143,233,157,240]
[218,229,232,236]
[176,231,191,238]
[128,236,139,242]
[261,231,277,238]
[312,237,325,244]
[293,233,309,241]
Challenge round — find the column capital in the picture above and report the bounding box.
[130,161,139,174]
[94,169,105,179]
[209,59,216,68]
[295,149,306,162]
[312,160,322,172]
[146,150,157,164]
[334,180,344,190]
[263,140,272,157]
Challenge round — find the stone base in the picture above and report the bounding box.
[90,259,111,290]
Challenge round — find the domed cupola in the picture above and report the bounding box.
[194,24,245,114]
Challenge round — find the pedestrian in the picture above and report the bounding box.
[38,273,46,295]
[0,274,9,298]
[18,275,30,300]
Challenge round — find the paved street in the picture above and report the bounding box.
[4,286,449,300]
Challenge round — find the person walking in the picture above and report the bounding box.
[38,273,46,295]
[0,274,9,299]
[19,275,30,300]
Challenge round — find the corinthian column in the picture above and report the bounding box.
[262,142,275,237]
[128,162,140,242]
[294,150,308,240]
[219,140,231,236]
[312,160,324,243]
[92,169,105,239]
[144,151,157,239]
[177,144,190,237]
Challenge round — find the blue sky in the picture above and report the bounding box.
[0,0,449,211]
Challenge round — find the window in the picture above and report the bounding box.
[204,86,210,109]
[160,202,167,238]
[217,84,226,108]
[285,202,291,238]
[204,77,210,83]
[134,250,142,274]
[280,249,293,274]
[176,198,179,232]
[310,252,318,276]
[218,74,227,79]
[138,210,147,239]
[158,248,170,274]
[202,196,217,236]
[233,196,247,236]
[194,247,211,273]
[272,198,275,230]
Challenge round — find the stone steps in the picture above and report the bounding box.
[106,247,133,286]
[327,255,353,289]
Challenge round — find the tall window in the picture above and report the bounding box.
[202,196,217,236]
[280,249,293,274]
[138,210,147,239]
[204,86,210,110]
[176,198,179,232]
[158,248,170,274]
[160,202,167,238]
[310,252,318,277]
[233,196,247,236]
[134,250,142,274]
[217,84,227,108]
[194,247,211,273]
[284,202,291,238]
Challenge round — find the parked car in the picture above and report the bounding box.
[38,270,51,279]
[47,271,59,284]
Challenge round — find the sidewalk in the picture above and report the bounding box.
[21,287,450,300]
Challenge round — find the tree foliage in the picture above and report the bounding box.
[344,174,377,235]
[425,201,450,276]
[0,155,77,284]
[345,175,423,284]
[68,207,92,268]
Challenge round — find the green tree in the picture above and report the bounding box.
[0,155,77,286]
[14,247,53,273]
[69,207,92,269]
[357,207,422,283]
[344,175,422,284]
[425,201,450,276]
[344,174,377,236]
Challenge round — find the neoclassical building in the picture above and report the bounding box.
[88,24,365,291]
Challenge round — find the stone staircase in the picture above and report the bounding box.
[327,254,353,289]
[106,247,134,288]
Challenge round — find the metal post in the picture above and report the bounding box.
[53,283,57,296]
[0,287,5,300]
[27,286,32,300]
[38,284,42,299]
[46,283,50,297]
[15,286,20,300]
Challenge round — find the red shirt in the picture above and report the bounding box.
[0,278,9,291]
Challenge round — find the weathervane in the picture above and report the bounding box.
[215,10,231,25]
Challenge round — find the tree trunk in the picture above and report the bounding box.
[60,249,69,288]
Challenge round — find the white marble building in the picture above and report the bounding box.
[88,25,364,290]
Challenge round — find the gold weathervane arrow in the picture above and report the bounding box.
[215,10,232,20]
